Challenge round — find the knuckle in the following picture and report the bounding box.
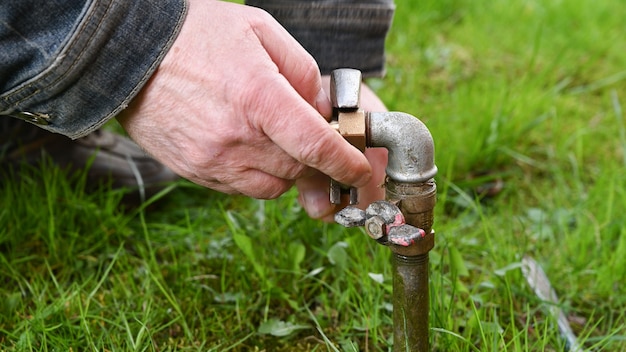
[241,80,287,134]
[241,78,267,109]
[298,56,320,85]
[250,179,293,200]
[246,5,273,24]
[183,145,222,171]
[297,132,336,168]
[282,161,309,180]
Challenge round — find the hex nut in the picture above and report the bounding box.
[365,215,386,240]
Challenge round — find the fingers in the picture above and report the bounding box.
[207,169,295,199]
[296,148,387,222]
[358,148,387,205]
[295,172,336,220]
[249,10,332,118]
[247,76,372,189]
[297,79,389,221]
[226,140,313,181]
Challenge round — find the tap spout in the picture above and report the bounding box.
[367,112,437,183]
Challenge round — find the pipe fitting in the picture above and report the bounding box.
[329,68,437,352]
[389,230,435,257]
[386,179,437,235]
[367,112,437,183]
[368,111,437,352]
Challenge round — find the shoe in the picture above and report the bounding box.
[0,119,180,203]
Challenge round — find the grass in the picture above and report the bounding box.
[2,0,626,350]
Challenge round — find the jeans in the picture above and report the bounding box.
[246,0,395,78]
[0,0,187,138]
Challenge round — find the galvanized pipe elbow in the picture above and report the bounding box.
[367,112,437,183]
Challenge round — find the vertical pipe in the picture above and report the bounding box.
[393,253,430,352]
[330,69,439,352]
[366,101,438,352]
[386,178,436,352]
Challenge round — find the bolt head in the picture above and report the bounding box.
[365,215,386,240]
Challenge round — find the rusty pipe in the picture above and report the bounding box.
[329,68,437,351]
[392,252,430,351]
[367,112,437,352]
[386,181,435,352]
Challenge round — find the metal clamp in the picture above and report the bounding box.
[329,68,367,205]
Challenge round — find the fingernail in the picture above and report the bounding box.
[299,189,335,219]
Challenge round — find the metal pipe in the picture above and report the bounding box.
[367,112,437,352]
[386,179,436,352]
[393,253,430,352]
[328,68,437,352]
[367,112,437,183]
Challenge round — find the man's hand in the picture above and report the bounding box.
[296,77,389,221]
[118,0,371,199]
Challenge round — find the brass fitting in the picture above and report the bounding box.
[329,68,367,205]
[337,110,366,152]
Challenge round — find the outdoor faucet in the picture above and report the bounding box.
[330,68,437,352]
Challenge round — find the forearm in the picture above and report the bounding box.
[0,0,187,139]
[246,0,395,78]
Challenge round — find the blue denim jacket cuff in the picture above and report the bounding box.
[247,1,395,78]
[0,0,187,139]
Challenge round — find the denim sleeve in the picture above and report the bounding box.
[246,0,395,78]
[0,0,187,139]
